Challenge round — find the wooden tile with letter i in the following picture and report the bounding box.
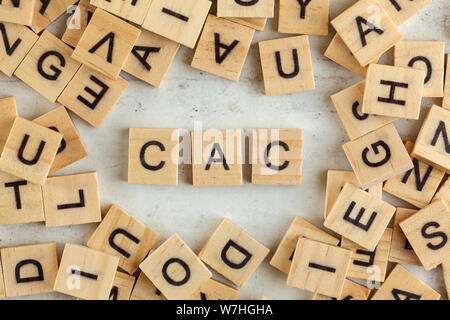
[434,177,449,205]
[258,35,315,96]
[188,278,240,300]
[108,272,135,300]
[62,0,97,48]
[198,219,269,288]
[278,0,329,36]
[29,0,78,34]
[217,0,274,18]
[313,279,370,300]
[443,54,450,109]
[287,238,352,298]
[90,0,152,25]
[130,271,166,300]
[378,0,432,26]
[0,0,35,25]
[0,97,17,153]
[389,208,421,266]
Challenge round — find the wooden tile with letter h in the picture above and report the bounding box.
[128,128,179,185]
[54,243,119,300]
[139,233,212,300]
[0,117,62,185]
[90,0,152,25]
[434,177,450,205]
[188,278,240,300]
[278,0,328,36]
[0,0,35,25]
[324,183,396,251]
[287,238,352,298]
[378,0,432,26]
[217,0,274,18]
[259,35,315,96]
[130,271,166,300]
[29,0,78,34]
[313,279,370,300]
[443,54,450,109]
[0,97,17,153]
[108,272,135,300]
[343,123,413,188]
[62,0,97,48]
[1,243,58,297]
[331,0,402,67]
[42,172,101,227]
[251,129,302,185]
[198,219,269,287]
[14,30,81,102]
[87,204,159,274]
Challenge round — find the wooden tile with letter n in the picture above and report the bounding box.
[29,0,78,34]
[1,243,58,298]
[217,0,274,18]
[188,278,240,300]
[278,0,329,36]
[191,15,254,82]
[87,204,159,274]
[62,0,97,48]
[444,54,450,109]
[371,264,440,300]
[0,117,62,186]
[14,30,81,103]
[258,35,315,96]
[251,129,302,185]
[72,8,141,80]
[198,219,269,288]
[434,177,449,205]
[130,271,166,300]
[343,123,413,188]
[389,208,421,266]
[378,0,432,26]
[287,238,352,298]
[331,0,402,67]
[0,97,17,153]
[54,243,119,300]
[90,0,152,25]
[42,172,101,227]
[139,233,212,300]
[108,271,135,300]
[0,0,35,25]
[58,65,129,128]
[313,279,370,300]
[324,183,396,251]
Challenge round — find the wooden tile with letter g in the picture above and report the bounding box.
[62,0,97,48]
[313,279,370,300]
[90,0,152,25]
[130,271,166,300]
[0,0,35,25]
[217,0,274,18]
[29,0,78,34]
[108,271,135,300]
[188,278,240,300]
[443,54,450,109]
[378,0,432,26]
[0,97,18,153]
[278,0,329,36]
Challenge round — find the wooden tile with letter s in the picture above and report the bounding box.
[90,0,152,25]
[378,0,432,26]
[62,0,97,48]
[130,271,166,300]
[108,272,135,300]
[443,54,450,109]
[278,0,329,36]
[29,0,78,34]
[0,97,17,153]
[188,278,240,300]
[217,0,274,18]
[0,0,35,25]
[434,177,449,205]
[313,279,370,300]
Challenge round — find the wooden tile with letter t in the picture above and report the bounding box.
[313,279,370,300]
[42,172,101,227]
[343,123,413,188]
[278,0,329,36]
[1,243,58,297]
[198,219,269,287]
[259,35,315,96]
[217,0,274,18]
[139,234,212,300]
[54,243,119,300]
[0,117,62,186]
[72,8,140,80]
[443,55,450,109]
[0,0,35,25]
[287,238,352,298]
[331,0,402,67]
[90,0,152,25]
[29,0,78,34]
[0,97,17,153]
[62,0,97,48]
[188,278,240,300]
[378,0,432,26]
[324,183,396,251]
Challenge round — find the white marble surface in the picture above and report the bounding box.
[0,0,449,300]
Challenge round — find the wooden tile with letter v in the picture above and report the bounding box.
[434,177,450,205]
[62,0,97,48]
[29,0,78,34]
[378,0,432,26]
[278,0,329,36]
[130,271,166,300]
[188,278,240,300]
[313,279,370,300]
[0,97,18,153]
[443,54,450,109]
[90,0,152,25]
[217,0,274,18]
[199,219,269,288]
[389,208,421,266]
[0,0,36,25]
[108,271,135,300]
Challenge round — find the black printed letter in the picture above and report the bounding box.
[401,158,433,192]
[362,140,391,167]
[162,258,190,286]
[221,240,252,269]
[215,33,239,64]
[0,22,22,56]
[430,121,450,153]
[343,201,378,231]
[140,141,166,171]
[37,51,66,81]
[15,259,44,283]
[4,180,27,209]
[131,46,160,71]
[356,16,384,47]
[264,140,290,171]
[108,228,140,258]
[205,143,230,171]
[276,49,299,79]
[421,221,448,250]
[77,75,109,110]
[18,134,46,166]
[89,32,115,63]
[408,56,432,84]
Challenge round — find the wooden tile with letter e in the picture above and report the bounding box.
[0,97,17,153]
[0,0,35,25]
[108,272,135,300]
[389,208,421,266]
[30,0,78,34]
[188,278,240,300]
[62,0,97,48]
[443,54,450,109]
[287,238,352,298]
[130,271,166,300]
[217,0,274,18]
[259,35,315,96]
[313,279,370,300]
[198,219,269,288]
[90,0,152,25]
[434,177,450,205]
[278,0,329,36]
[378,0,432,26]
[227,17,266,31]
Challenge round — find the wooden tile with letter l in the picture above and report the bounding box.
[0,97,17,153]
[72,8,140,80]
[108,272,135,300]
[371,264,440,300]
[443,260,450,299]
[217,0,274,18]
[128,128,179,185]
[400,199,450,271]
[198,219,269,288]
[42,172,101,227]
[1,243,58,297]
[30,0,78,34]
[140,233,212,300]
[0,117,62,186]
[270,216,339,274]
[141,0,212,49]
[434,177,449,205]
[130,271,166,300]
[278,0,329,36]
[54,243,119,300]
[389,208,421,266]
[227,17,266,31]
[0,0,35,25]
[87,204,159,274]
[343,123,413,188]
[188,278,240,300]
[58,65,129,128]
[62,0,97,48]
[287,238,352,298]
[90,0,152,25]
[258,35,315,96]
[443,54,450,109]
[331,0,402,67]
[378,0,432,26]
[251,129,302,185]
[324,183,396,251]
[123,29,180,88]
[313,279,370,300]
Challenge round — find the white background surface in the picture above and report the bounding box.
[0,0,449,300]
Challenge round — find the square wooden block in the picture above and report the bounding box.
[434,177,449,205]
[400,199,450,271]
[324,183,396,251]
[62,0,97,48]
[331,81,395,140]
[191,15,254,82]
[0,96,18,153]
[142,0,212,49]
[54,243,119,300]
[443,55,450,109]
[72,8,141,80]
[30,0,77,33]
[0,22,38,77]
[123,29,180,88]
[278,0,328,36]
[331,0,402,67]
[130,271,166,300]
[1,243,58,297]
[0,0,35,25]
[199,219,269,287]
[343,123,413,188]
[14,30,81,102]
[313,279,370,300]
[227,17,266,31]
[0,117,62,186]
[87,204,159,274]
[259,35,315,96]
[140,233,212,300]
[270,216,339,274]
[389,208,421,266]
[217,0,273,18]
[188,278,240,300]
[42,172,101,227]
[251,129,302,185]
[90,0,152,25]
[109,271,135,300]
[128,128,179,185]
[378,0,432,26]
[287,238,352,298]
[58,65,129,128]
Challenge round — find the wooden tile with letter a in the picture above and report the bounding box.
[389,208,421,266]
[217,0,274,18]
[29,0,78,34]
[378,0,432,26]
[0,97,17,153]
[90,0,152,25]
[62,0,97,48]
[313,279,370,300]
[278,0,329,36]
[443,54,450,109]
[0,0,35,25]
[188,278,240,300]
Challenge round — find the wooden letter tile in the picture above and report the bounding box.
[217,0,274,18]
[108,271,135,300]
[130,271,166,300]
[30,0,78,34]
[313,279,370,300]
[378,0,432,26]
[278,0,329,36]
[0,0,35,25]
[434,177,449,205]
[227,17,266,31]
[443,54,450,109]
[62,0,97,48]
[188,278,240,300]
[90,0,152,25]
[0,96,17,153]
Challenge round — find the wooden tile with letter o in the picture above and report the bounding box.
[313,279,370,300]
[443,54,450,109]
[434,177,450,205]
[188,278,240,300]
[108,271,135,300]
[227,17,266,31]
[258,35,315,96]
[378,0,432,26]
[62,0,97,48]
[217,0,274,18]
[130,271,166,300]
[278,0,329,36]
[0,0,35,25]
[90,0,152,25]
[29,0,78,34]
[0,97,18,153]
